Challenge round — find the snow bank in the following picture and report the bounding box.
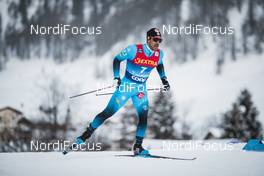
[0,140,263,176]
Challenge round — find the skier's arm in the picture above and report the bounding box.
[156,50,166,79]
[156,50,170,91]
[157,64,166,79]
[113,58,121,79]
[113,45,136,79]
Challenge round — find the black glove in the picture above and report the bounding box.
[114,77,121,88]
[161,77,170,91]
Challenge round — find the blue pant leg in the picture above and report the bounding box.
[90,87,131,129]
[132,86,149,138]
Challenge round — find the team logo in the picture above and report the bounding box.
[154,28,160,36]
[134,57,158,67]
[137,92,145,99]
[143,105,148,111]
[120,49,127,57]
[131,75,146,82]
[155,51,159,57]
[115,98,120,106]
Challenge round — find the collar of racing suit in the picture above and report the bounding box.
[144,43,154,57]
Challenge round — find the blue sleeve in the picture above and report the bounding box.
[156,50,167,79]
[113,45,137,78]
[115,45,137,61]
[158,49,164,65]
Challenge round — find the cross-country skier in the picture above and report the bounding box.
[73,28,170,156]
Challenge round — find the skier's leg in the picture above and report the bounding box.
[90,89,130,129]
[132,89,149,155]
[132,91,149,138]
[78,86,131,142]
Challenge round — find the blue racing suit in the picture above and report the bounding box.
[89,43,167,139]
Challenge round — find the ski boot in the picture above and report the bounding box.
[133,143,149,156]
[75,129,91,145]
[63,126,94,155]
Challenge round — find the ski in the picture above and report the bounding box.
[62,137,88,155]
[62,143,78,155]
[115,154,196,161]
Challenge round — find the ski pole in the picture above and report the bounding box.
[69,85,115,99]
[95,87,166,96]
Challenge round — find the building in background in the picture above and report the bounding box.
[0,106,26,132]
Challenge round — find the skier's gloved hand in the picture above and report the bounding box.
[161,77,170,91]
[113,77,121,88]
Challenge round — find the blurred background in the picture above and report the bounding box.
[0,0,263,152]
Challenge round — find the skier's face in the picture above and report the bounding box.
[147,37,162,51]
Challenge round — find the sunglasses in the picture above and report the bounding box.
[152,37,162,43]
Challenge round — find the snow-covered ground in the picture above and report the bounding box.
[0,140,263,176]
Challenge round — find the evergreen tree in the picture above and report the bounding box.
[1,0,264,68]
[181,120,193,140]
[221,89,263,141]
[148,91,177,139]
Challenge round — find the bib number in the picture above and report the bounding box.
[140,67,147,74]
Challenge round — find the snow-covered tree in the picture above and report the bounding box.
[1,0,264,70]
[221,89,263,141]
[148,91,177,139]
